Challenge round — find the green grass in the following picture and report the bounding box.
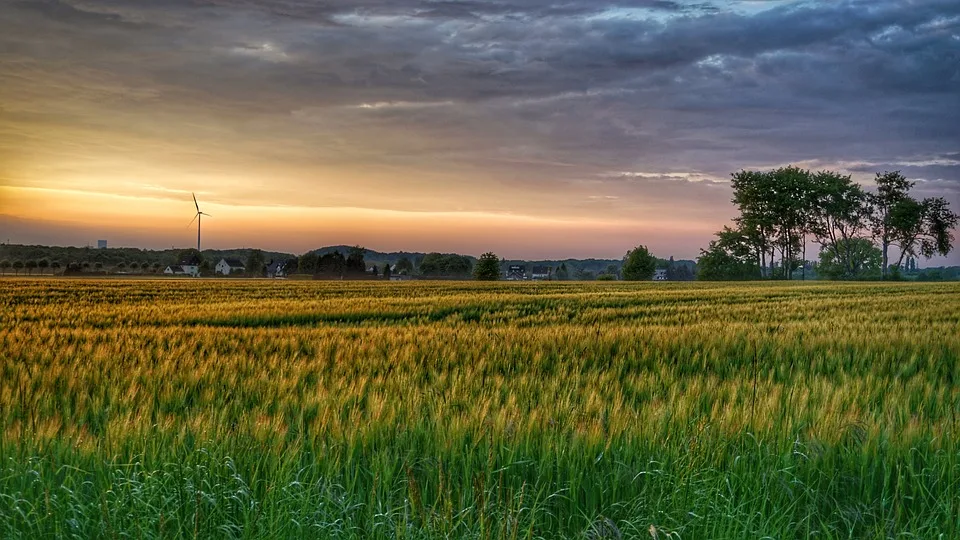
[1,279,959,538]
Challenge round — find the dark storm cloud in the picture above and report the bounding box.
[1,0,959,228]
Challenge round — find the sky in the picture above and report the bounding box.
[1,0,958,262]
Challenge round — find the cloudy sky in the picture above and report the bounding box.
[1,0,958,261]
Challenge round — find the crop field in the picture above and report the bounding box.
[1,279,959,538]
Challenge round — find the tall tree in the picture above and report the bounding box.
[346,246,366,275]
[730,170,777,277]
[870,171,958,277]
[474,252,501,281]
[622,245,657,281]
[246,249,266,276]
[892,196,958,269]
[808,171,872,279]
[870,171,913,278]
[298,252,319,274]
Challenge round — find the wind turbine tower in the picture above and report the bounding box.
[190,193,211,252]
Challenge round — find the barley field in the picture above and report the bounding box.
[1,279,959,538]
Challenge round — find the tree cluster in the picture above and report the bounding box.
[699,168,957,280]
[418,253,473,278]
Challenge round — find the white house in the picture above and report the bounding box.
[266,260,287,278]
[653,268,668,281]
[531,266,550,280]
[164,265,186,275]
[216,258,246,276]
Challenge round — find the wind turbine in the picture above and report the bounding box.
[189,193,211,252]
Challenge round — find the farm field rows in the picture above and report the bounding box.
[2,279,959,538]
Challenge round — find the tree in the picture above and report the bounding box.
[152,262,161,273]
[345,246,367,275]
[117,262,126,272]
[870,171,913,279]
[38,259,49,274]
[817,238,882,280]
[554,263,569,281]
[419,253,472,277]
[474,252,501,281]
[298,252,319,275]
[622,245,657,281]
[870,171,958,277]
[129,262,139,272]
[317,252,346,278]
[730,169,778,277]
[12,260,23,275]
[0,260,9,274]
[382,263,392,280]
[370,264,379,277]
[731,167,814,279]
[574,268,595,281]
[808,171,872,280]
[697,234,762,281]
[894,197,958,269]
[246,250,266,276]
[94,262,102,271]
[25,260,37,274]
[51,261,61,274]
[395,257,414,276]
[284,257,299,275]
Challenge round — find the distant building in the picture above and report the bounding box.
[266,260,287,278]
[506,264,526,281]
[653,268,668,281]
[531,266,551,280]
[176,254,201,277]
[216,258,246,276]
[164,265,186,275]
[97,240,107,249]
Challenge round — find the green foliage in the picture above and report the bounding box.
[554,263,569,281]
[394,257,414,275]
[246,249,266,276]
[817,238,882,280]
[473,252,501,281]
[418,253,473,278]
[346,245,366,275]
[697,236,762,281]
[622,245,657,281]
[298,252,319,274]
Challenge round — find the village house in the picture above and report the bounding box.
[266,260,287,278]
[654,268,668,281]
[216,258,246,276]
[163,265,187,276]
[506,264,526,281]
[531,266,550,280]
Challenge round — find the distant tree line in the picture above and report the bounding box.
[698,168,958,280]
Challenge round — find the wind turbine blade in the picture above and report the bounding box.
[193,192,200,213]
[188,213,199,227]
[200,212,212,217]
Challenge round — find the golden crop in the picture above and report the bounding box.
[1,279,958,538]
